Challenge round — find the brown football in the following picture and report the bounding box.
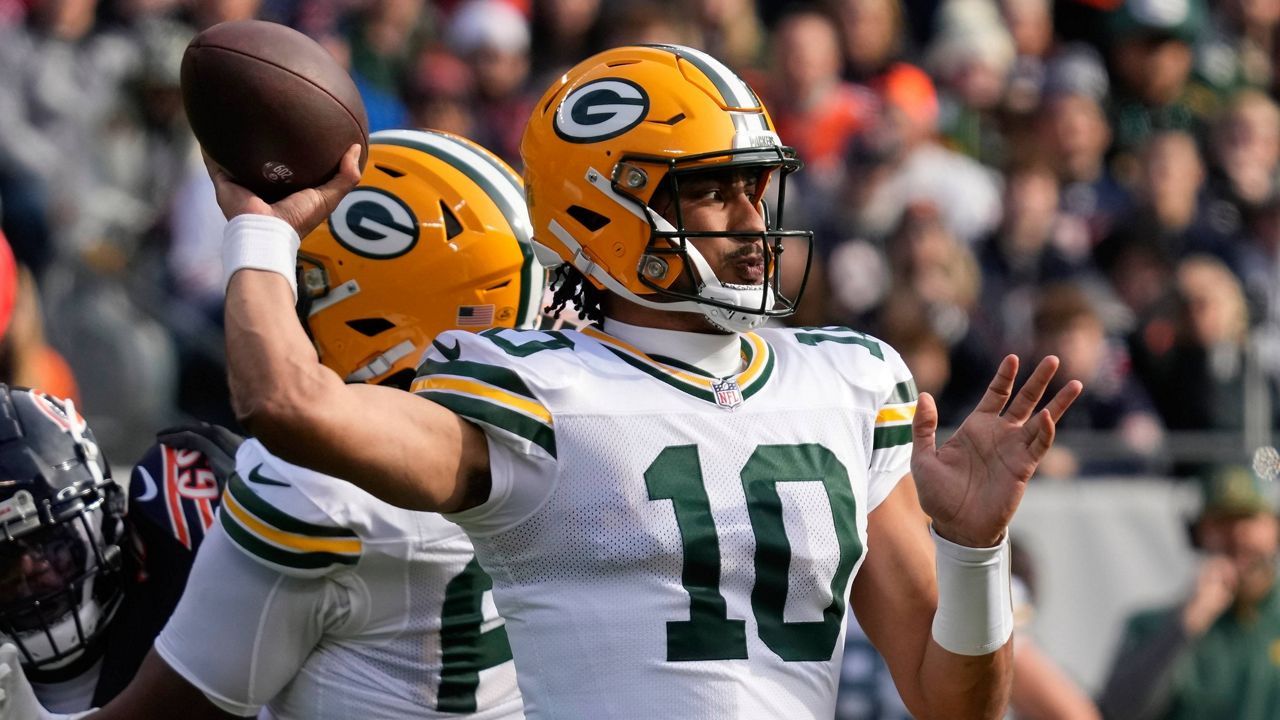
[181,20,369,203]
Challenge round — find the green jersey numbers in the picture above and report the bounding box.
[438,558,514,713]
[794,328,885,361]
[644,443,862,663]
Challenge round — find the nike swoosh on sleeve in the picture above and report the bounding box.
[432,338,461,361]
[247,464,291,487]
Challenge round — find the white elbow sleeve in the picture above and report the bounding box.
[930,525,1014,656]
[222,214,301,301]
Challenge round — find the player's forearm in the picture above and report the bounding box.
[224,269,336,449]
[914,639,1013,720]
[223,272,479,510]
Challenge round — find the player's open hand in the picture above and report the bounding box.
[205,143,362,238]
[910,355,1082,548]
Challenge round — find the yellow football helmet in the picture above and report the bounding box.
[298,129,542,387]
[521,44,813,333]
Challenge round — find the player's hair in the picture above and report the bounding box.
[546,264,605,325]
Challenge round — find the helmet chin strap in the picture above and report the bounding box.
[555,168,775,333]
[671,221,775,333]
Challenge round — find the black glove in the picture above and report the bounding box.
[155,422,245,486]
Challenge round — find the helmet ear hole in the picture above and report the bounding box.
[346,318,395,336]
[567,205,610,232]
[440,201,464,240]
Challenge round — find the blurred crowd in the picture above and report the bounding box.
[1,0,1279,473]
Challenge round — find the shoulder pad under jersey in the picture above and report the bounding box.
[217,439,368,579]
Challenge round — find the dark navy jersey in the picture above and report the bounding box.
[92,442,225,705]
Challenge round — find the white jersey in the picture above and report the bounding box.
[154,439,524,720]
[412,325,916,719]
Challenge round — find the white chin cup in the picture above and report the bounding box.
[674,224,775,333]
[699,282,775,333]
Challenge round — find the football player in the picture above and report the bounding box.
[0,382,237,717]
[214,45,1083,718]
[4,129,538,720]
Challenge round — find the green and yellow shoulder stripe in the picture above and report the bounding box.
[874,378,918,452]
[412,331,558,460]
[219,463,363,579]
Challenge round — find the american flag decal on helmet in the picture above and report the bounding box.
[457,305,495,326]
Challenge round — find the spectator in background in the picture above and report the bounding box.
[1030,283,1164,478]
[1100,461,1280,720]
[1197,0,1280,94]
[999,0,1056,114]
[691,0,765,70]
[1096,131,1241,284]
[402,48,476,138]
[1037,43,1133,247]
[977,159,1096,357]
[447,0,532,165]
[831,0,908,84]
[1131,255,1278,449]
[765,5,873,193]
[0,230,77,403]
[1105,0,1220,179]
[528,0,604,90]
[925,0,1018,166]
[600,0,696,50]
[877,203,997,426]
[860,63,1003,244]
[1203,89,1280,242]
[345,0,428,131]
[0,0,139,278]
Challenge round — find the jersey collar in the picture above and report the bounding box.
[585,322,775,409]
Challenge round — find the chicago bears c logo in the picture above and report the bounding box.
[554,79,650,143]
[328,188,419,259]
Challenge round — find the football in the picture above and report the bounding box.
[181,20,369,203]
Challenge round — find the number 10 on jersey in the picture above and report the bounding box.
[645,443,863,663]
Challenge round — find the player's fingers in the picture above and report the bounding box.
[912,392,939,456]
[1042,379,1083,423]
[311,144,363,215]
[1026,409,1056,461]
[1003,355,1060,423]
[973,355,1019,415]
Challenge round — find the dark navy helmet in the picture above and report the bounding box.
[0,386,124,679]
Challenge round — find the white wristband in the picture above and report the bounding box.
[222,214,301,302]
[930,525,1014,656]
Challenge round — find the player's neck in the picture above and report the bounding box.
[602,317,744,377]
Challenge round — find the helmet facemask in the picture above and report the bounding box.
[0,501,123,679]
[0,390,125,681]
[596,146,814,333]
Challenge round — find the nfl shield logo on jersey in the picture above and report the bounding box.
[712,378,743,409]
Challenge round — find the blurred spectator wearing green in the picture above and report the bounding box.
[1100,462,1280,719]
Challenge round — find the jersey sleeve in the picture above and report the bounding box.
[412,329,564,535]
[217,440,364,579]
[411,329,558,462]
[867,341,917,512]
[153,523,349,717]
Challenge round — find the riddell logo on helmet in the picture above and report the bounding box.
[554,78,650,143]
[262,162,295,183]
